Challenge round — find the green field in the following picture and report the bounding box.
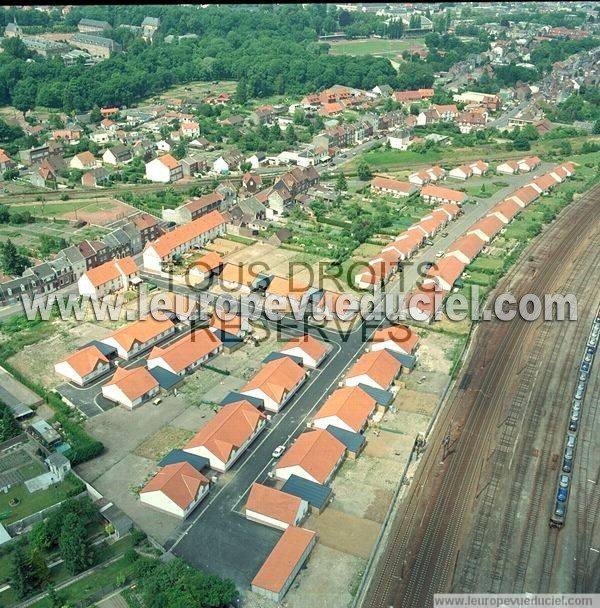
[326,37,426,57]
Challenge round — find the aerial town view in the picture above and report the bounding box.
[0,2,598,608]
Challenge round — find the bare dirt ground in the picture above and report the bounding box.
[62,198,138,226]
[8,321,113,388]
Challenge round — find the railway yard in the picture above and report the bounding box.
[363,183,600,607]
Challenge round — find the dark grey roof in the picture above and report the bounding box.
[211,329,244,346]
[148,366,182,390]
[384,348,416,371]
[326,425,365,454]
[79,18,111,29]
[220,391,263,409]
[45,451,70,468]
[81,340,117,358]
[262,352,303,366]
[6,401,33,419]
[281,474,331,509]
[98,502,132,537]
[61,245,86,265]
[357,383,394,406]
[159,449,209,471]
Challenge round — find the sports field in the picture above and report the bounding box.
[327,37,426,58]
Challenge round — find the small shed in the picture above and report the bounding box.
[281,474,332,514]
[262,352,304,367]
[357,383,395,408]
[220,391,264,409]
[325,425,366,459]
[159,449,209,472]
[385,348,417,372]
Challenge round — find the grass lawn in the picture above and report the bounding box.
[464,271,493,286]
[326,37,425,57]
[469,257,503,272]
[352,147,443,170]
[0,474,82,525]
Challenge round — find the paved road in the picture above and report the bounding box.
[161,167,549,586]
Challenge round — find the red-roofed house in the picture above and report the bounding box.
[424,256,467,292]
[421,184,466,205]
[143,210,226,272]
[251,527,317,602]
[508,185,539,207]
[371,325,420,356]
[100,317,175,360]
[448,164,473,181]
[183,400,267,471]
[467,215,504,242]
[382,232,422,261]
[77,256,139,299]
[140,462,210,519]
[345,349,402,391]
[370,176,417,197]
[145,153,183,183]
[517,156,541,172]
[312,386,377,434]
[147,328,222,376]
[406,282,447,324]
[496,160,520,175]
[446,233,486,265]
[487,199,522,224]
[54,345,110,386]
[279,335,330,369]
[101,365,159,409]
[240,357,306,412]
[245,483,308,530]
[274,429,345,484]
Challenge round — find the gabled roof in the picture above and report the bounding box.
[346,349,401,388]
[183,400,266,462]
[184,191,223,214]
[191,251,222,274]
[280,334,328,362]
[371,176,414,194]
[245,483,303,524]
[426,256,467,287]
[448,233,486,260]
[104,317,174,351]
[148,328,221,374]
[276,429,345,484]
[83,256,137,288]
[372,325,419,353]
[468,215,504,239]
[314,386,377,433]
[265,275,311,300]
[242,357,306,404]
[220,262,261,288]
[104,365,158,400]
[60,345,108,377]
[251,527,317,594]
[156,153,181,169]
[145,210,225,258]
[489,198,521,221]
[532,173,558,191]
[140,461,208,510]
[510,185,539,206]
[421,184,466,203]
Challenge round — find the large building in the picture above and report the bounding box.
[71,32,121,59]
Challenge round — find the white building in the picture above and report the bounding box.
[101,365,159,409]
[54,345,110,386]
[77,256,139,300]
[145,153,183,183]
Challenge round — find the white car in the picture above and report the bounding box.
[435,251,444,258]
[272,445,286,458]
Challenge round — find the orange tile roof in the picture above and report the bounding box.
[146,210,225,258]
[468,215,504,239]
[520,155,541,167]
[265,276,311,300]
[245,483,303,524]
[107,317,174,351]
[346,349,401,388]
[510,185,539,206]
[532,173,557,191]
[140,461,208,510]
[499,160,519,171]
[62,345,108,377]
[158,153,181,169]
[105,365,158,400]
[73,151,96,165]
[84,256,138,288]
[251,526,316,593]
[151,292,198,320]
[470,160,488,172]
[276,429,345,484]
[184,400,266,462]
[407,282,448,318]
[440,203,461,218]
[371,176,414,194]
[421,184,466,203]
[242,357,306,404]
[427,165,445,178]
[281,334,328,362]
[489,199,521,221]
[372,325,420,354]
[149,328,221,373]
[448,233,486,260]
[192,251,222,273]
[209,311,243,336]
[220,262,261,288]
[314,386,377,433]
[426,256,467,287]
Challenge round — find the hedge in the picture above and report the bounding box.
[0,358,104,465]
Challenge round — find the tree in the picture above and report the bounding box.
[30,548,50,588]
[10,547,37,599]
[0,204,9,223]
[593,119,600,134]
[0,239,30,276]
[29,520,52,552]
[0,403,20,441]
[235,78,248,105]
[513,136,531,151]
[285,124,297,145]
[335,172,347,192]
[12,78,38,113]
[357,160,372,181]
[58,513,95,575]
[47,585,65,608]
[3,168,19,181]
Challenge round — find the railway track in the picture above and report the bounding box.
[364,183,600,608]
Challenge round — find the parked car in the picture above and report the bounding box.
[554,501,566,518]
[575,384,585,399]
[581,361,590,372]
[559,474,570,488]
[435,250,444,258]
[569,417,579,432]
[562,447,574,473]
[579,371,588,381]
[566,433,577,448]
[557,486,569,502]
[572,399,581,413]
[271,445,286,458]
